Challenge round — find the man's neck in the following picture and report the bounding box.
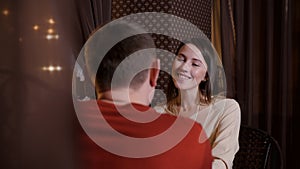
[97,88,150,106]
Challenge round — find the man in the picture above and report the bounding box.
[75,20,213,169]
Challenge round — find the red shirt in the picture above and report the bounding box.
[75,100,212,169]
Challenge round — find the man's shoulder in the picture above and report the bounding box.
[157,111,204,133]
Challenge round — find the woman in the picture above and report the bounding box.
[155,38,241,169]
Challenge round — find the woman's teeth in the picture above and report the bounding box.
[177,73,191,79]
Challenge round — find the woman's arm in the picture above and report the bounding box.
[211,99,241,169]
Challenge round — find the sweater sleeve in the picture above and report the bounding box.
[211,99,241,169]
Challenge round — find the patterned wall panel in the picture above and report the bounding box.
[111,0,211,106]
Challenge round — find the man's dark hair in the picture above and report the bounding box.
[95,33,156,93]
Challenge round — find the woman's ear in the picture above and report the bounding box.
[150,59,160,87]
[204,72,209,81]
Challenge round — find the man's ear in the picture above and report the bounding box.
[149,59,160,87]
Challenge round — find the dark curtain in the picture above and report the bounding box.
[55,0,111,57]
[219,0,299,168]
[0,0,111,168]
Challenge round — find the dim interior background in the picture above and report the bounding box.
[0,0,299,169]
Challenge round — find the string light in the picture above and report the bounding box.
[31,17,60,40]
[2,9,9,16]
[46,34,59,40]
[45,18,59,40]
[47,28,54,34]
[48,18,55,24]
[33,25,39,30]
[42,65,62,72]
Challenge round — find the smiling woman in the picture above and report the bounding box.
[154,37,241,169]
[172,44,208,92]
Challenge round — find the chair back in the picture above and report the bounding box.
[233,125,283,169]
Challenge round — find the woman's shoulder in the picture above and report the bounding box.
[208,98,241,129]
[213,97,240,107]
[212,97,241,115]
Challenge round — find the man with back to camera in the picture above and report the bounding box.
[75,20,213,169]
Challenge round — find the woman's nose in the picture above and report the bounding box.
[179,62,190,71]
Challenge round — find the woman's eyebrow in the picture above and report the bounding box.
[192,58,202,62]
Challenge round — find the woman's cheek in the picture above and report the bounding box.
[192,69,206,82]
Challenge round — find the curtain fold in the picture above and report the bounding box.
[220,0,236,98]
[215,0,299,168]
[74,0,111,45]
[211,0,222,59]
[54,0,112,105]
[0,1,21,168]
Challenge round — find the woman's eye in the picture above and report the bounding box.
[192,63,200,67]
[192,61,202,67]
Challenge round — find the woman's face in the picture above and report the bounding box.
[172,43,208,91]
